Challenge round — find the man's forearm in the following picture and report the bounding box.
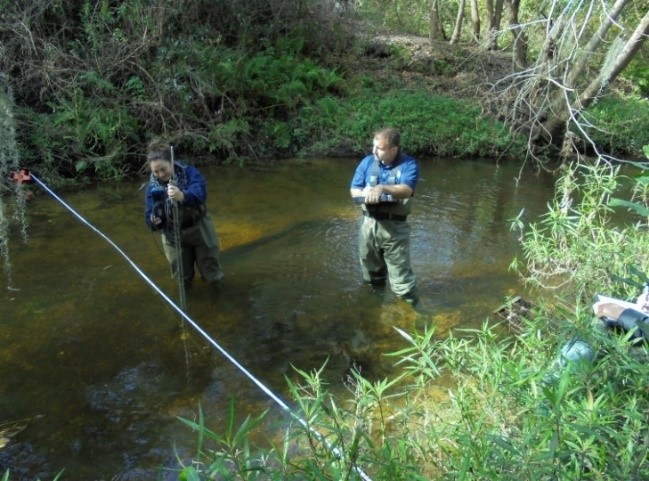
[376,184,413,199]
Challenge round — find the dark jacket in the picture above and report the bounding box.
[144,161,207,232]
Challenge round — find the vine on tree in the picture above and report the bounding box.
[0,83,29,291]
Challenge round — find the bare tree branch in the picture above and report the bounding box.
[486,0,647,164]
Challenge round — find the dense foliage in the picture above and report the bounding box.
[582,96,649,159]
[2,0,648,184]
[295,91,521,158]
[1,0,358,183]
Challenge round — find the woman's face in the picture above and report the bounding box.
[149,159,173,182]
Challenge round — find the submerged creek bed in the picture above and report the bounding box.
[1,157,554,480]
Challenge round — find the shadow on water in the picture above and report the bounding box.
[0,157,555,480]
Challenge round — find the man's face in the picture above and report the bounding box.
[372,135,398,165]
[149,159,173,182]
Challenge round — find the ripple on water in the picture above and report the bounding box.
[1,158,556,480]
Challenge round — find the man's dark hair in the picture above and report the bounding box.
[375,127,400,148]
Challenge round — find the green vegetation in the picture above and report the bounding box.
[582,96,649,159]
[356,0,431,35]
[0,87,27,289]
[295,91,521,158]
[510,162,649,299]
[171,320,649,480]
[2,0,360,184]
[1,0,647,184]
[625,58,649,97]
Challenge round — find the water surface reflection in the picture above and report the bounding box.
[1,157,554,480]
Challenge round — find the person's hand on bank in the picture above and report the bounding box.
[593,301,625,319]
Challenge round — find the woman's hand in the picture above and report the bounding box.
[167,184,184,202]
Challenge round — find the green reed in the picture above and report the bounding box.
[172,309,649,481]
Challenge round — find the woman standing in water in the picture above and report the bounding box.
[144,137,224,286]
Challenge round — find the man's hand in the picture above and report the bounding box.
[363,185,383,204]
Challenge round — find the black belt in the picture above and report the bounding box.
[180,205,207,229]
[364,211,407,222]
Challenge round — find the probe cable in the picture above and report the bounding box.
[29,173,374,481]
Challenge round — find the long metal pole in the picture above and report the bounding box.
[169,145,187,312]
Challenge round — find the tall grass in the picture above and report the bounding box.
[173,317,649,480]
[294,91,523,158]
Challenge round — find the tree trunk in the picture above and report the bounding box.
[506,0,527,68]
[534,11,649,147]
[485,0,505,50]
[450,0,466,45]
[469,0,480,43]
[429,0,443,42]
[578,11,649,108]
[567,0,630,88]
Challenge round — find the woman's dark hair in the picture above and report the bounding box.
[147,138,171,163]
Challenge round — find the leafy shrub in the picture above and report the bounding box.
[511,161,649,302]
[357,0,431,35]
[1,0,355,179]
[174,318,649,481]
[582,96,649,159]
[622,57,649,96]
[295,91,524,158]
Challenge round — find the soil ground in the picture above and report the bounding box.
[355,33,515,100]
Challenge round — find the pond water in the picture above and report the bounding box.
[0,157,554,480]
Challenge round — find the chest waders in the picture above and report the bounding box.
[359,158,417,301]
[369,158,399,187]
[364,158,412,218]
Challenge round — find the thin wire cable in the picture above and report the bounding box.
[30,174,374,481]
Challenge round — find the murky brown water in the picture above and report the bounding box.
[0,157,554,480]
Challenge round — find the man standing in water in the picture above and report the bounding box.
[350,127,419,305]
[144,137,224,286]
